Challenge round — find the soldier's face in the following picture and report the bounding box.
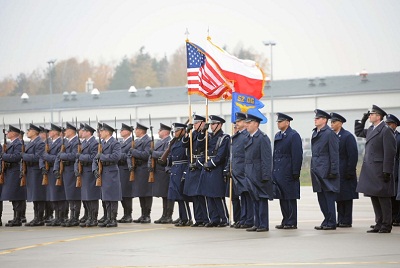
[7,131,18,140]
[314,117,327,128]
[277,120,289,131]
[386,122,397,130]
[235,120,246,131]
[246,121,259,134]
[330,120,342,132]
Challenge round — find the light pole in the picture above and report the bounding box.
[47,59,56,123]
[263,41,276,140]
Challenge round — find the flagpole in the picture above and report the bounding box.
[228,123,234,226]
[205,99,209,163]
[185,29,194,163]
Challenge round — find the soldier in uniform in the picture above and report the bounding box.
[18,130,27,223]
[198,115,230,228]
[77,123,100,227]
[117,123,134,223]
[330,112,359,228]
[149,123,173,224]
[77,122,89,224]
[0,143,2,226]
[129,123,152,223]
[166,123,192,226]
[273,113,303,230]
[311,109,339,231]
[355,105,396,233]
[40,123,67,226]
[244,114,273,232]
[386,114,400,225]
[39,126,54,224]
[54,122,81,227]
[22,124,46,226]
[182,115,207,227]
[1,125,26,227]
[229,112,254,229]
[93,123,122,227]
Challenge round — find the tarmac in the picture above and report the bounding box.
[1,186,400,268]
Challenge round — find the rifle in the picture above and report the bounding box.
[75,117,82,188]
[42,118,49,186]
[19,119,27,187]
[95,117,102,187]
[148,115,155,183]
[56,120,65,186]
[129,115,135,182]
[0,118,6,184]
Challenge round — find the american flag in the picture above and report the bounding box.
[186,42,232,100]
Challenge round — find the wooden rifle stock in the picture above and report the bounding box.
[75,141,82,188]
[129,139,135,182]
[0,142,6,185]
[159,137,177,164]
[148,139,155,183]
[56,140,65,186]
[95,142,102,187]
[42,140,49,186]
[20,142,27,187]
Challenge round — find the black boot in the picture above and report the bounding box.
[87,209,98,227]
[98,205,107,223]
[133,208,145,223]
[6,211,22,227]
[7,210,16,224]
[26,209,38,226]
[107,211,118,228]
[154,198,167,224]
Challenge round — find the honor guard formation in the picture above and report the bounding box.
[0,104,399,234]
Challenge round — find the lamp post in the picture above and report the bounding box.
[47,59,56,123]
[263,41,276,140]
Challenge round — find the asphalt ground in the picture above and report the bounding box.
[1,186,399,268]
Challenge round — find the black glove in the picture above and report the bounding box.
[203,161,213,171]
[186,124,194,132]
[383,172,391,182]
[148,167,154,173]
[189,162,198,171]
[149,149,153,155]
[94,153,101,160]
[361,111,370,124]
[292,174,300,180]
[201,123,210,133]
[93,170,100,178]
[327,173,337,179]
[53,170,60,179]
[345,173,354,180]
[20,152,25,158]
[223,169,231,181]
[157,158,167,166]
[41,168,48,175]
[74,170,80,177]
[76,153,81,159]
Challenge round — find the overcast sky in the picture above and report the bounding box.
[1,0,399,81]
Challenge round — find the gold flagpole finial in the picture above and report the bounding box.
[185,28,190,42]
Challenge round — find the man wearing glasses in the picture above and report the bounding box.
[356,105,396,233]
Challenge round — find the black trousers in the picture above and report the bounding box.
[371,196,392,231]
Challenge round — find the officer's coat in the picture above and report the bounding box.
[355,121,396,197]
[54,136,80,200]
[183,130,204,196]
[198,130,230,198]
[272,126,303,200]
[149,136,171,197]
[94,136,122,201]
[1,138,26,201]
[78,136,100,200]
[119,136,133,198]
[40,137,65,201]
[167,138,188,201]
[23,136,45,201]
[310,125,340,193]
[131,134,152,197]
[229,129,249,196]
[336,128,359,201]
[244,129,274,200]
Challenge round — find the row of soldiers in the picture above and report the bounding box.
[0,105,399,233]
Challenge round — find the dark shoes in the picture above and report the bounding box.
[315,225,336,230]
[118,215,133,223]
[204,222,219,228]
[337,223,352,228]
[367,228,391,233]
[276,224,297,229]
[175,220,193,227]
[236,224,252,229]
[191,222,205,227]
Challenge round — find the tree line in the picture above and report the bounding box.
[0,44,268,97]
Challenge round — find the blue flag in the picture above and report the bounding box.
[231,92,268,124]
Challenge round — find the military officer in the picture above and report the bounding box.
[77,122,89,224]
[77,123,100,227]
[129,122,152,223]
[273,113,303,230]
[166,122,192,226]
[39,126,54,223]
[93,123,122,227]
[355,105,396,233]
[330,112,358,228]
[54,122,81,227]
[311,109,340,231]
[18,130,27,223]
[384,114,400,226]
[197,115,230,228]
[149,123,173,224]
[243,114,273,232]
[1,125,26,227]
[182,115,207,227]
[22,124,46,226]
[117,123,134,223]
[0,143,2,226]
[40,123,67,226]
